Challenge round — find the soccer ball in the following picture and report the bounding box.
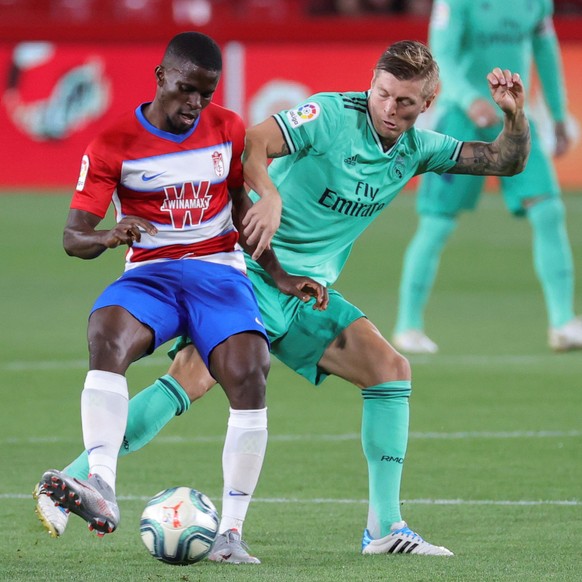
[140,487,219,565]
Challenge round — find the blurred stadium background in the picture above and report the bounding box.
[1,0,582,190]
[1,3,581,581]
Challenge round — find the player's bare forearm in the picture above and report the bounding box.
[254,247,287,280]
[451,110,530,176]
[243,117,288,195]
[230,186,267,257]
[254,249,328,310]
[63,232,108,259]
[451,68,530,176]
[63,209,109,259]
[63,209,157,259]
[242,118,286,259]
[230,187,253,236]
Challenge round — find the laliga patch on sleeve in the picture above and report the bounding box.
[285,102,321,128]
[76,155,89,191]
[431,0,450,29]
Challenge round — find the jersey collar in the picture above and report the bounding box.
[135,103,201,143]
[365,90,403,155]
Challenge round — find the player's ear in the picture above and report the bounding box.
[421,92,436,113]
[155,65,165,87]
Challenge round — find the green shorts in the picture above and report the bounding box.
[417,104,560,217]
[169,265,365,385]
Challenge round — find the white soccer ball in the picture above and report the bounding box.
[140,487,219,565]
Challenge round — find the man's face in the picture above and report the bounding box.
[154,61,220,134]
[368,70,434,148]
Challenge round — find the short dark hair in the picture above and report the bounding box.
[375,40,439,98]
[163,32,222,72]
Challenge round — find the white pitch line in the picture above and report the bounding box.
[3,493,580,506]
[0,352,568,372]
[3,429,581,446]
[408,429,582,439]
[1,356,170,372]
[407,354,564,366]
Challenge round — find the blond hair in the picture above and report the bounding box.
[375,40,439,98]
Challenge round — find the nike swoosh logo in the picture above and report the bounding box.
[228,490,248,497]
[254,317,265,328]
[141,172,165,182]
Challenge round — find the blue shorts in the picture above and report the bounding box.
[169,265,365,385]
[91,260,268,367]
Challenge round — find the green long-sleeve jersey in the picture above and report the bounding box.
[430,0,567,121]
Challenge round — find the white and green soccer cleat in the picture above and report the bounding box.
[549,316,582,352]
[392,330,439,354]
[208,528,261,564]
[33,481,70,537]
[362,521,453,556]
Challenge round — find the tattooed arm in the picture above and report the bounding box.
[241,117,289,259]
[450,68,531,176]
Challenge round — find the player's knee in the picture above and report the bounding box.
[389,350,411,380]
[209,333,270,408]
[225,381,267,410]
[419,213,458,243]
[527,197,565,227]
[87,332,135,372]
[220,360,269,409]
[230,357,270,389]
[180,376,215,403]
[88,308,152,371]
[362,349,410,387]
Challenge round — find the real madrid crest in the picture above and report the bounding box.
[212,151,224,177]
[393,154,406,181]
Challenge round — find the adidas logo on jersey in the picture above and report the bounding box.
[344,155,358,166]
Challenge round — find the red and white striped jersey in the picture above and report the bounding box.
[71,102,246,272]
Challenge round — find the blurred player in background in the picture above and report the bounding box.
[393,0,581,354]
[35,40,531,559]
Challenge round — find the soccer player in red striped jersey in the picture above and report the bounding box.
[37,32,324,555]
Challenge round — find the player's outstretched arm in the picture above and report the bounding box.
[450,68,530,177]
[231,186,328,311]
[63,208,158,259]
[241,117,289,260]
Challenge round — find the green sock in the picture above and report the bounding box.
[395,214,456,333]
[63,375,190,479]
[361,381,411,538]
[527,197,574,328]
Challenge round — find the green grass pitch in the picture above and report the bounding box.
[1,191,581,581]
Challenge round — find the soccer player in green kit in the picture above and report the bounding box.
[35,41,531,558]
[393,0,581,355]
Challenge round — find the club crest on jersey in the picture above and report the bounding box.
[392,155,407,180]
[212,151,225,177]
[76,155,89,191]
[286,102,320,128]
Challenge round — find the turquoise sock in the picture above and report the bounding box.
[361,381,412,538]
[395,214,456,333]
[63,375,190,479]
[527,198,574,328]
